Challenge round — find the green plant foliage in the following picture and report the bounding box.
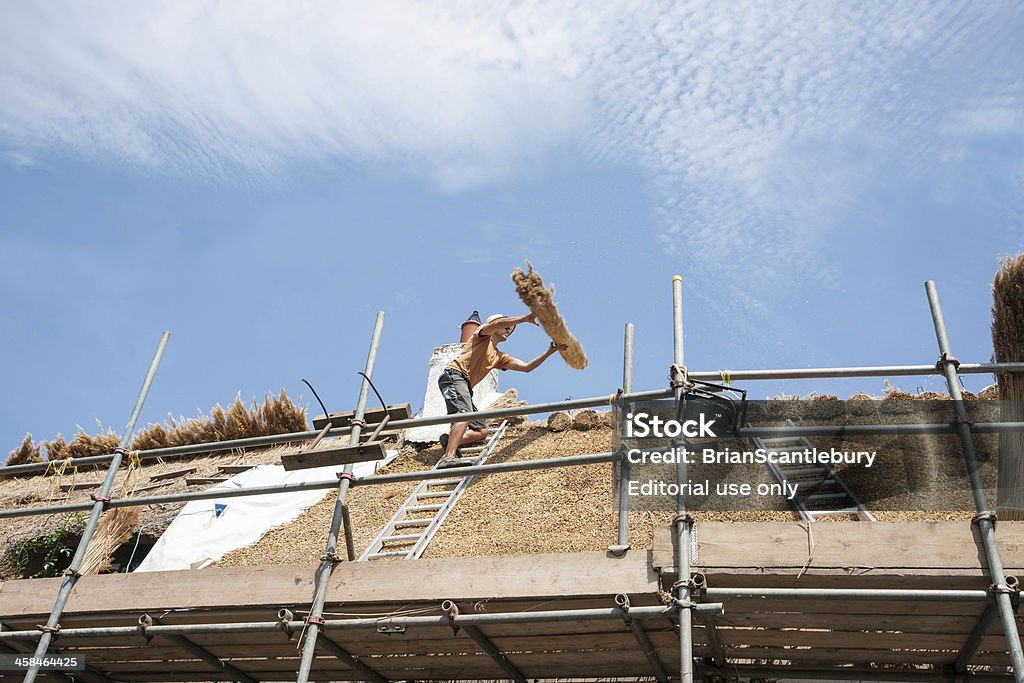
[10,513,86,579]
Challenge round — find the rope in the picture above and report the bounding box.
[670,364,694,390]
[719,370,732,386]
[796,522,816,579]
[38,456,78,501]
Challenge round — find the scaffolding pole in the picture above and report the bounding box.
[5,358,1021,479]
[925,280,1024,682]
[296,311,384,683]
[23,331,169,683]
[611,321,634,555]
[670,274,695,683]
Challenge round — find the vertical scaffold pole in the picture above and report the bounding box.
[924,282,1024,681]
[613,323,634,552]
[671,275,694,683]
[24,331,170,683]
[297,312,384,683]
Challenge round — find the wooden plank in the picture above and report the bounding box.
[217,465,256,474]
[184,477,228,485]
[312,404,412,431]
[149,467,197,482]
[0,552,657,619]
[653,521,1024,575]
[281,441,387,470]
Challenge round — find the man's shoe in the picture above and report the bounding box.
[437,455,474,469]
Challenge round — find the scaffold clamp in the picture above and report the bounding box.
[614,594,632,625]
[936,353,961,371]
[441,600,460,635]
[972,511,997,527]
[376,619,406,634]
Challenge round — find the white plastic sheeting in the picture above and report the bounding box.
[134,450,397,572]
[404,342,504,444]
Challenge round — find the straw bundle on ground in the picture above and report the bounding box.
[80,507,140,575]
[994,253,1024,520]
[512,262,587,369]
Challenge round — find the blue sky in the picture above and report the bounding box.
[1,2,1022,459]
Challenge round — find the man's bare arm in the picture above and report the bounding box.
[504,341,568,373]
[477,312,537,336]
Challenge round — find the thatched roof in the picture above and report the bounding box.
[0,391,1001,580]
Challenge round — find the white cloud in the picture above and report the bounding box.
[0,2,592,187]
[1,1,1021,309]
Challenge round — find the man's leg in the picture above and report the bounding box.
[445,422,487,457]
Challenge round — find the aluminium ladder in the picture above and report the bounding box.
[750,419,875,522]
[359,420,510,560]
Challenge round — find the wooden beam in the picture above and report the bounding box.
[312,404,412,431]
[653,521,1024,580]
[281,441,386,471]
[0,552,657,619]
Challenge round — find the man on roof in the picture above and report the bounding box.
[438,312,567,468]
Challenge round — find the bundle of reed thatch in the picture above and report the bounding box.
[79,507,140,575]
[994,254,1024,520]
[512,262,588,370]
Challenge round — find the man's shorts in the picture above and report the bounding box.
[438,368,486,431]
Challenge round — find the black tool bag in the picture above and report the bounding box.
[675,379,747,438]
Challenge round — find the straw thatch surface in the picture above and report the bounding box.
[994,253,1024,519]
[512,262,588,370]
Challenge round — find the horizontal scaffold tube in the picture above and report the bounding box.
[704,588,993,601]
[4,358,1021,478]
[0,605,682,641]
[686,361,1024,381]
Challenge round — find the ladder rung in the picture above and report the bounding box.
[406,504,444,512]
[428,479,463,486]
[808,507,861,516]
[461,446,485,453]
[802,492,848,502]
[779,467,829,476]
[417,490,455,499]
[381,534,423,543]
[367,551,411,559]
[394,519,431,528]
[794,478,836,489]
